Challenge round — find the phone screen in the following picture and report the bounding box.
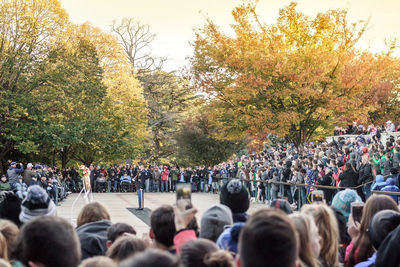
[312,190,324,203]
[351,203,364,223]
[176,183,192,210]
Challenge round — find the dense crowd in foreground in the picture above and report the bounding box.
[0,179,399,267]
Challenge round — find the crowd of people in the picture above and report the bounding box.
[333,121,400,136]
[0,176,399,266]
[1,162,72,203]
[1,126,400,266]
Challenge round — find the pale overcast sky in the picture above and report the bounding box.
[60,0,400,70]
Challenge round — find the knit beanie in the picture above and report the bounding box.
[270,199,293,214]
[368,210,400,250]
[220,179,249,214]
[331,189,362,222]
[19,185,56,223]
[199,204,233,242]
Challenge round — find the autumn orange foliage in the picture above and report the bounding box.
[191,1,400,148]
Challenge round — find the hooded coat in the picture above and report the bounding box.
[381,178,399,203]
[76,219,112,260]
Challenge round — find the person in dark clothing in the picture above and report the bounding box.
[317,168,334,204]
[281,161,293,203]
[339,162,358,188]
[76,202,112,260]
[358,156,373,200]
[137,165,146,209]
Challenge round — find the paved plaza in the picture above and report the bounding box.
[57,192,262,235]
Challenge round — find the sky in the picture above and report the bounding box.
[60,0,400,70]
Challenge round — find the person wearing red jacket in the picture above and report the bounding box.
[160,166,169,193]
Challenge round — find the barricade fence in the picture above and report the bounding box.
[209,175,394,210]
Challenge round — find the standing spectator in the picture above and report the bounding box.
[19,185,57,224]
[76,202,112,260]
[339,163,358,188]
[161,166,170,192]
[12,216,81,267]
[220,179,250,223]
[392,146,400,169]
[149,205,177,253]
[23,163,36,185]
[237,208,297,267]
[152,166,160,192]
[302,204,340,267]
[289,213,321,267]
[346,195,399,266]
[381,178,400,203]
[6,162,23,190]
[358,156,373,199]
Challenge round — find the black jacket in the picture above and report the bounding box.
[375,224,400,267]
[339,169,358,188]
[358,163,373,185]
[76,219,112,260]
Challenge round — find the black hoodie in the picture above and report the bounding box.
[76,219,112,260]
[375,224,400,267]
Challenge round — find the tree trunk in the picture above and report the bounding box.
[60,147,69,169]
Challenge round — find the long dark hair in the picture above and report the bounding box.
[346,195,399,266]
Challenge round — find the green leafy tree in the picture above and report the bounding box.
[0,0,68,171]
[175,115,245,167]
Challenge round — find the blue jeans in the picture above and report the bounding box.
[108,181,117,192]
[161,180,168,192]
[265,183,271,201]
[363,183,372,199]
[145,179,150,192]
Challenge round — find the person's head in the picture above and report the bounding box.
[0,192,21,227]
[180,238,235,267]
[331,189,362,222]
[368,210,400,250]
[199,204,233,242]
[150,205,176,250]
[12,216,81,267]
[79,256,117,267]
[106,235,146,263]
[76,202,110,227]
[10,162,16,168]
[107,223,136,248]
[237,208,297,267]
[0,220,19,261]
[348,194,399,266]
[19,185,57,224]
[0,176,5,183]
[119,249,181,267]
[302,204,339,267]
[289,213,320,267]
[220,179,249,216]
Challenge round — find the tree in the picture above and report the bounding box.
[0,0,68,171]
[112,18,196,162]
[175,114,245,167]
[191,2,400,148]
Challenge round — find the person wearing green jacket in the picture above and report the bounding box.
[0,175,11,191]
